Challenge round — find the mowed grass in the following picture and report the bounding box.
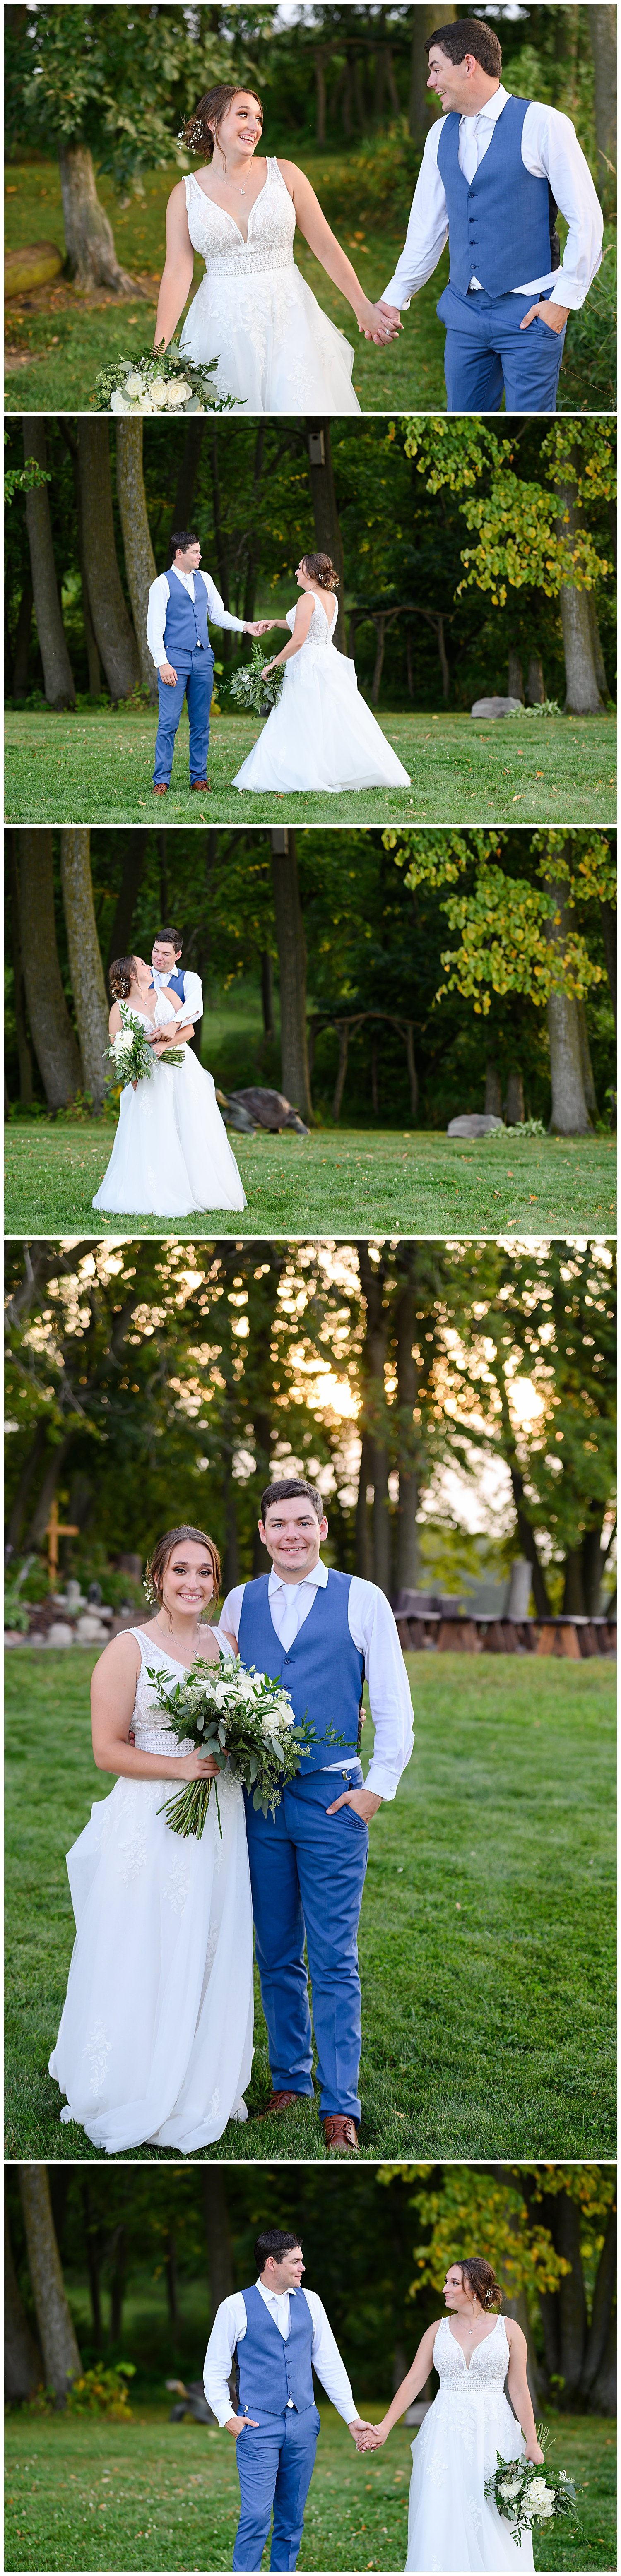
[5,1651,615,2162]
[5,2400,615,2574]
[4,1120,616,1240]
[5,709,616,827]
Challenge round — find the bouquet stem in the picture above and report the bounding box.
[158,1775,222,1841]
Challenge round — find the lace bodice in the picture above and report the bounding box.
[128,1626,231,1753]
[286,594,339,654]
[433,2315,510,2393]
[184,156,295,277]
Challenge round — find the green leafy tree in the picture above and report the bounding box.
[380,2163,616,2413]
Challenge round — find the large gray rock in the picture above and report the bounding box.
[447,1115,504,1140]
[471,695,522,719]
[75,1612,111,1643]
[45,1621,75,1648]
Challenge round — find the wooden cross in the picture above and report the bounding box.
[46,1496,79,1583]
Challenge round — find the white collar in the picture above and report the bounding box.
[170,564,197,591]
[460,80,509,129]
[257,2278,296,2304]
[267,1558,328,1595]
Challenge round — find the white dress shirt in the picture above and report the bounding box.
[383,84,603,309]
[220,1557,414,1801]
[150,965,203,1027]
[146,565,245,670]
[204,2282,359,2428]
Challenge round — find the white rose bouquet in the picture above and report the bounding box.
[104,1003,156,1094]
[94,340,238,415]
[485,2430,581,2542]
[147,1653,334,1839]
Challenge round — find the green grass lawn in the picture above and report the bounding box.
[4,709,616,827]
[5,1650,615,2163]
[3,2399,616,2574]
[4,1119,616,1239]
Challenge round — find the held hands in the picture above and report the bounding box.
[354,2420,387,2451]
[226,2414,259,2439]
[359,298,402,344]
[520,299,569,333]
[245,619,275,637]
[326,1787,382,1822]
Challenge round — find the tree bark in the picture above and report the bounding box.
[106,831,149,970]
[78,423,140,699]
[7,831,34,1105]
[546,873,592,1133]
[558,478,605,709]
[115,421,159,703]
[599,899,616,1026]
[18,2166,82,2401]
[17,831,82,1108]
[355,1427,374,1579]
[26,1431,73,1548]
[554,2190,587,2398]
[588,592,609,699]
[5,2186,43,2399]
[587,6,617,217]
[11,574,34,696]
[22,421,76,711]
[395,1249,419,1590]
[6,1420,49,1555]
[260,950,274,1040]
[59,422,102,697]
[270,830,313,1122]
[505,1067,525,1124]
[508,646,524,701]
[358,1243,391,1596]
[58,142,141,293]
[485,1060,502,1116]
[170,421,205,550]
[409,5,454,142]
[305,421,347,651]
[577,998,598,1118]
[81,2183,103,2348]
[526,652,545,704]
[59,829,109,1109]
[108,2225,127,2346]
[203,2171,234,2324]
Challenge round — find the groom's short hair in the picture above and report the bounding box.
[261,1477,324,1523]
[425,18,502,76]
[154,925,183,955]
[254,2230,302,2273]
[171,529,200,556]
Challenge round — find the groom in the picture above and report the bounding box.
[146,531,272,793]
[203,2227,373,2572]
[369,15,603,413]
[149,926,202,1036]
[220,1478,414,2153]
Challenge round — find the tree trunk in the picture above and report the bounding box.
[485,1060,502,1116]
[505,1067,525,1124]
[171,420,205,549]
[106,831,149,971]
[355,1426,374,1580]
[222,1480,240,1593]
[582,1523,608,1617]
[17,831,82,1108]
[587,6,617,217]
[371,616,385,705]
[78,423,140,699]
[115,421,159,702]
[599,899,616,1026]
[81,2183,103,2348]
[409,5,454,141]
[508,646,524,700]
[554,2192,588,2398]
[332,1022,350,1122]
[60,423,102,698]
[435,613,450,700]
[260,950,274,1040]
[6,1421,49,1555]
[202,2171,234,2324]
[358,1244,391,1596]
[59,830,109,1109]
[11,575,34,696]
[18,2167,82,2401]
[270,830,313,1123]
[404,1022,419,1118]
[558,478,605,709]
[7,831,34,1105]
[305,421,346,651]
[577,998,598,1119]
[242,427,267,631]
[588,592,609,699]
[108,2225,127,2347]
[315,47,329,147]
[26,1431,73,1549]
[166,2231,181,2334]
[5,2186,43,2398]
[526,652,545,704]
[546,875,592,1133]
[22,421,76,711]
[58,142,141,293]
[395,1250,419,1590]
[587,2297,617,2413]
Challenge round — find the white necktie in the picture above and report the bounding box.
[277,1585,302,1653]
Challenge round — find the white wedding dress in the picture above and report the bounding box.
[179,156,360,414]
[48,1628,254,2153]
[405,2318,534,2572]
[233,594,411,793]
[92,994,246,1216]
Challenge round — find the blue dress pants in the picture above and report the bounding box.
[438,282,567,413]
[233,2404,320,2571]
[153,647,214,784]
[244,1763,368,2119]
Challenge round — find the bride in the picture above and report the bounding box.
[92,954,246,1217]
[154,82,398,414]
[357,2257,543,2571]
[233,554,411,794]
[48,1525,254,2153]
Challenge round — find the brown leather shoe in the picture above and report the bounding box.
[256,2090,307,2120]
[190,779,212,791]
[323,2114,359,2154]
[153,783,168,794]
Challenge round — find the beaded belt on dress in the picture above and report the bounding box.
[202,244,295,279]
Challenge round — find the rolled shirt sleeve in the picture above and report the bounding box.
[381,96,603,310]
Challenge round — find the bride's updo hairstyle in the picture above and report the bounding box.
[182,84,263,163]
[109,956,138,1001]
[302,553,339,592]
[456,2259,503,2311]
[145,1525,222,1620]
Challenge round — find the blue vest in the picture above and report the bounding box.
[437,96,560,297]
[237,2286,315,2416]
[238,1569,363,1767]
[150,970,186,1004]
[163,570,214,673]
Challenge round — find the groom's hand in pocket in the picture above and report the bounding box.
[159,658,178,685]
[520,299,569,333]
[326,1787,382,1822]
[226,2415,259,2438]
